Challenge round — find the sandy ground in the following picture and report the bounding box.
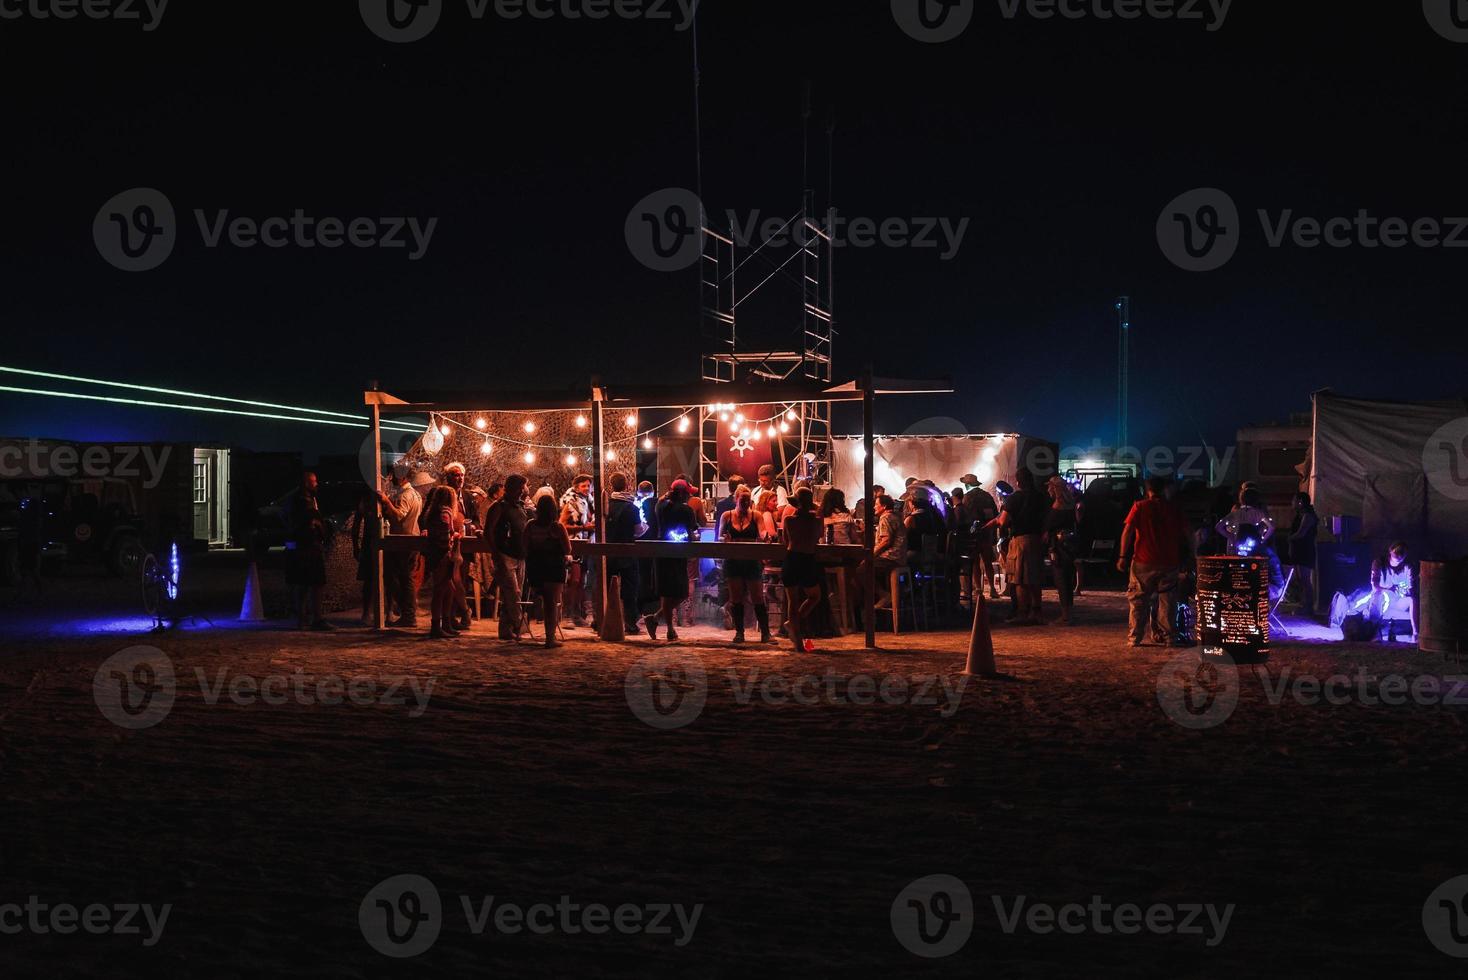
[2,573,1467,977]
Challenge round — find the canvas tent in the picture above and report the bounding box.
[1310,391,1468,560]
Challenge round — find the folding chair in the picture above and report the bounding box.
[1268,567,1294,638]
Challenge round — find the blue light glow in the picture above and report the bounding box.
[667,528,689,543]
[168,543,180,601]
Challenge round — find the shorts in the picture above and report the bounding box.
[1006,533,1045,586]
[725,559,763,581]
[781,551,821,589]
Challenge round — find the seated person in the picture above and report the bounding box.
[1370,541,1415,634]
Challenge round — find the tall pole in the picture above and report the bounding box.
[862,366,876,650]
[1116,296,1130,452]
[370,388,386,631]
[591,386,609,629]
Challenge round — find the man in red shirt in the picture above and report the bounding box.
[1117,476,1193,647]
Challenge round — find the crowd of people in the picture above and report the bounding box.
[280,457,1417,649]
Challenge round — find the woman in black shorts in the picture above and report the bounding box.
[781,486,824,653]
[720,486,771,644]
[525,494,572,649]
[650,482,700,643]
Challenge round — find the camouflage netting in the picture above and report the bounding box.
[397,410,640,497]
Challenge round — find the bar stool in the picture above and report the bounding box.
[875,566,918,634]
[913,537,950,629]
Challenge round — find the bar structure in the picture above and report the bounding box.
[366,374,952,648]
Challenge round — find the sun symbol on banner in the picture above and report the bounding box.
[729,432,754,457]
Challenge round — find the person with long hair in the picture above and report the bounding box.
[648,481,700,642]
[720,485,772,644]
[782,486,824,653]
[423,485,465,639]
[820,488,858,545]
[525,494,573,649]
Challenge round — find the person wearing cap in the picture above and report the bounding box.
[959,473,1000,602]
[441,462,474,630]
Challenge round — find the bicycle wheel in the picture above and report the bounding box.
[141,553,162,619]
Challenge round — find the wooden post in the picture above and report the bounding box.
[371,394,386,631]
[591,386,610,633]
[863,367,876,649]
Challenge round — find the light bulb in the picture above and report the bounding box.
[605,450,617,462]
[642,437,653,450]
[778,421,789,433]
[750,429,761,442]
[574,415,587,429]
[719,412,729,422]
[734,412,744,424]
[767,426,777,439]
[624,413,637,428]
[480,441,493,456]
[565,453,578,467]
[677,416,691,433]
[439,424,452,437]
[474,417,487,430]
[523,420,536,434]
[523,451,536,465]
[786,409,797,421]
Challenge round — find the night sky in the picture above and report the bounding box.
[3,1,1465,459]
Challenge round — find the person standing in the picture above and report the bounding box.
[442,462,473,631]
[1045,476,1078,626]
[605,472,646,634]
[559,474,595,627]
[377,464,424,627]
[423,485,465,639]
[782,486,824,653]
[983,469,1047,625]
[1287,491,1319,616]
[960,474,1000,601]
[713,475,744,530]
[649,482,700,642]
[720,486,772,644]
[486,474,531,640]
[751,464,788,513]
[525,494,573,649]
[286,471,332,631]
[1117,476,1193,648]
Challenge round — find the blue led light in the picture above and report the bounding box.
[667,528,689,543]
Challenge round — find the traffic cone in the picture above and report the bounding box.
[963,593,996,676]
[239,561,266,622]
[600,574,626,642]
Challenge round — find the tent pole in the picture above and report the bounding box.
[863,368,876,649]
[371,391,386,631]
[592,386,609,633]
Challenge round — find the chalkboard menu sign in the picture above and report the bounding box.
[1196,556,1270,662]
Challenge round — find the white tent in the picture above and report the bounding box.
[829,435,1020,503]
[1310,391,1468,559]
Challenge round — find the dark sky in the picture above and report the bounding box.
[3,0,1465,459]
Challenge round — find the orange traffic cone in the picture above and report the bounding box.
[599,574,626,642]
[239,561,266,622]
[963,593,996,676]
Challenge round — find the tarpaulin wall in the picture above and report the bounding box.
[1311,391,1468,560]
[829,435,1019,504]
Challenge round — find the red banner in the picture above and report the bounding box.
[715,405,774,481]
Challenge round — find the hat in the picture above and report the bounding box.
[670,479,694,495]
[960,473,980,485]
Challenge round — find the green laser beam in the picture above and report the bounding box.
[0,383,421,432]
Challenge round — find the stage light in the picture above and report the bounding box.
[677,416,691,433]
[575,414,587,429]
[523,420,537,434]
[853,445,866,462]
[523,451,536,465]
[480,441,494,456]
[475,417,488,430]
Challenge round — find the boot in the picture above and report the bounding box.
[732,603,746,643]
[644,615,659,640]
[755,604,771,644]
[430,617,445,639]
